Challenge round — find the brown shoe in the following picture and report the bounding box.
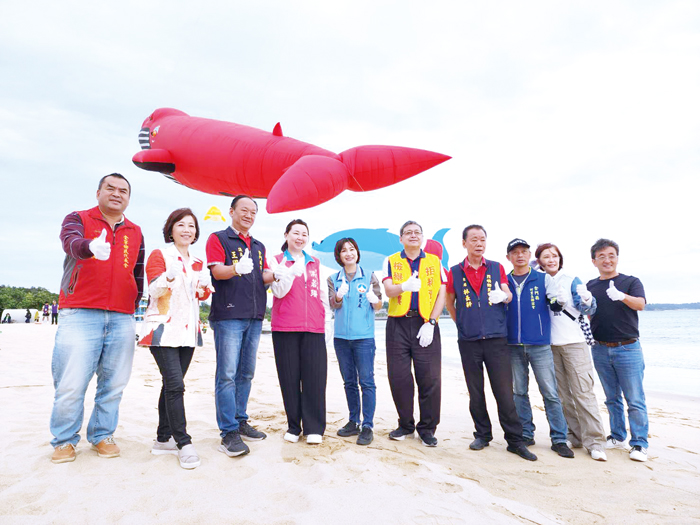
[92,437,120,458]
[51,443,76,464]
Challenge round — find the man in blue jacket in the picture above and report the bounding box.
[506,239,574,458]
[446,226,536,461]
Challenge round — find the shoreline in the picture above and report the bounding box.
[1,324,699,524]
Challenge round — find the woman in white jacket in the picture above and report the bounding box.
[536,243,607,461]
[138,208,212,469]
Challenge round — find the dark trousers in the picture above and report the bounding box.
[386,316,441,433]
[150,346,195,448]
[458,338,523,446]
[272,331,327,436]
[51,313,58,325]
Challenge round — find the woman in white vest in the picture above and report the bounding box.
[536,243,607,461]
[138,208,212,469]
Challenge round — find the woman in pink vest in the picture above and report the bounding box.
[271,219,327,445]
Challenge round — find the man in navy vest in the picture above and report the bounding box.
[445,225,536,461]
[506,238,573,458]
[206,195,275,457]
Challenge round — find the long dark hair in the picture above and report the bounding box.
[281,219,309,252]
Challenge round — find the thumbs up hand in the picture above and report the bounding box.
[401,271,422,292]
[165,259,184,281]
[291,256,306,277]
[606,280,625,301]
[336,273,349,300]
[235,249,254,275]
[488,281,508,304]
[366,287,380,304]
[89,229,111,261]
[576,284,593,305]
[556,284,568,305]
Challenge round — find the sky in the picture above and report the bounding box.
[1,1,698,303]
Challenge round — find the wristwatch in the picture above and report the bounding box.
[428,318,437,326]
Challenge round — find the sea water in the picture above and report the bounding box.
[373,309,700,398]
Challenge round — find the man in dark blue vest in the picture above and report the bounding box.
[205,196,275,458]
[446,225,536,461]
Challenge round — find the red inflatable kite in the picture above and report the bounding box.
[133,108,450,213]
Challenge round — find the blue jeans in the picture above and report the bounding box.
[50,308,135,447]
[211,319,262,437]
[334,338,376,428]
[592,341,649,448]
[510,344,568,444]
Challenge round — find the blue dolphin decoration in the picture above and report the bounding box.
[311,228,450,273]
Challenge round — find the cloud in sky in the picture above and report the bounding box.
[1,1,698,303]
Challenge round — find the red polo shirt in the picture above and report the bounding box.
[447,257,508,296]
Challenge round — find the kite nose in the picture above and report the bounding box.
[138,127,151,150]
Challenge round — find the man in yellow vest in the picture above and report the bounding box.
[382,221,446,446]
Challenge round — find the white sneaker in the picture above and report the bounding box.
[151,437,178,456]
[306,434,323,445]
[590,449,608,462]
[629,446,648,462]
[605,436,631,451]
[284,432,300,443]
[178,444,201,469]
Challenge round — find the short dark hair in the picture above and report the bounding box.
[163,208,200,244]
[98,173,131,195]
[400,220,422,236]
[281,219,309,251]
[231,195,258,211]
[535,243,564,270]
[590,238,619,259]
[333,238,361,266]
[462,224,486,240]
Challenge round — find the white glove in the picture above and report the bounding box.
[401,271,421,292]
[89,229,110,261]
[606,280,625,301]
[165,259,183,281]
[273,262,291,281]
[336,274,349,299]
[416,322,435,347]
[366,288,380,304]
[488,281,508,304]
[198,271,215,292]
[576,284,593,305]
[235,249,254,275]
[556,284,568,305]
[291,256,305,277]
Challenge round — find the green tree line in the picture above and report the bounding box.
[0,286,59,312]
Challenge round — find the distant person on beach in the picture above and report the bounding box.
[206,195,274,457]
[138,208,212,469]
[587,238,648,462]
[2,312,10,323]
[328,237,382,446]
[42,302,50,322]
[445,225,537,461]
[382,221,446,447]
[34,311,40,323]
[51,300,58,325]
[25,309,31,323]
[536,243,608,461]
[506,238,574,459]
[270,219,328,445]
[50,173,145,464]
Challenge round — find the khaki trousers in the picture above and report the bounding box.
[551,342,606,451]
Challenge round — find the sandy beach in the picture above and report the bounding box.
[0,323,698,524]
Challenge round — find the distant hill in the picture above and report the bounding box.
[646,303,700,311]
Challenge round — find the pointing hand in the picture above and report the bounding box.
[488,281,508,304]
[401,271,422,293]
[89,229,111,261]
[235,249,254,275]
[606,280,625,301]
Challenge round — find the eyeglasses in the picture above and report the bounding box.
[402,230,423,237]
[595,254,618,261]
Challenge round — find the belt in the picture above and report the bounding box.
[404,310,421,317]
[596,339,637,348]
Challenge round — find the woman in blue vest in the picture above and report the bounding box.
[327,238,382,446]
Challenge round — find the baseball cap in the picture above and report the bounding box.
[507,238,530,253]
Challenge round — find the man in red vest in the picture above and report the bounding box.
[50,173,145,464]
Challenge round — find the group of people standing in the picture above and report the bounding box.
[48,172,649,471]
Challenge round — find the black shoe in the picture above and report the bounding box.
[337,421,361,437]
[418,431,438,447]
[239,421,267,441]
[524,438,536,447]
[507,444,538,461]
[551,442,575,458]
[389,427,414,441]
[218,431,250,457]
[357,426,374,446]
[469,437,490,451]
